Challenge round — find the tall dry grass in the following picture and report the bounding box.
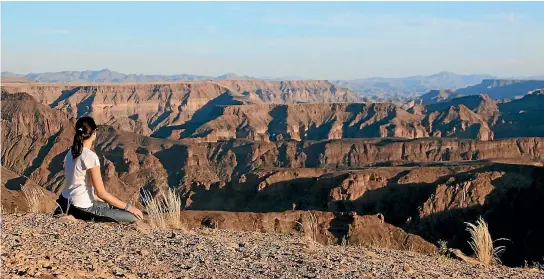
[142,188,185,230]
[465,216,508,265]
[296,211,319,246]
[22,186,47,213]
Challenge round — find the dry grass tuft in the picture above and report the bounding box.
[297,211,320,247]
[523,259,544,271]
[142,188,185,230]
[22,186,47,213]
[465,216,508,265]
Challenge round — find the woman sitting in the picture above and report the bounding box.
[55,116,143,223]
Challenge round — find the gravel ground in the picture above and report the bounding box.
[1,214,542,279]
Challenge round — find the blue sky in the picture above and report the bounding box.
[2,2,543,79]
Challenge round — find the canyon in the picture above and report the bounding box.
[2,79,544,141]
[2,79,544,268]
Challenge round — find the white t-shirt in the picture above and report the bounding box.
[62,147,100,208]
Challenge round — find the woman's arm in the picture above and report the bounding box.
[93,190,104,202]
[88,167,143,219]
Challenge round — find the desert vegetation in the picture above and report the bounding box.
[22,185,47,213]
[296,211,320,246]
[465,217,509,265]
[141,188,185,230]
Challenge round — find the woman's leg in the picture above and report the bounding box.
[81,201,137,223]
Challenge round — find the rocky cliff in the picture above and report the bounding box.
[1,92,74,190]
[1,81,360,137]
[3,90,543,199]
[2,91,543,193]
[179,103,427,142]
[160,93,544,142]
[4,81,544,142]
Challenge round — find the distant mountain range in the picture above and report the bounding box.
[332,71,495,98]
[455,79,544,99]
[410,79,544,104]
[0,69,259,83]
[2,69,543,99]
[1,69,308,84]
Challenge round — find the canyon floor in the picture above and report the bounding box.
[1,214,542,279]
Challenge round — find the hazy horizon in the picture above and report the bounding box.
[0,68,508,80]
[2,2,543,80]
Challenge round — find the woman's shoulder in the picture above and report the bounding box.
[81,147,101,168]
[81,147,99,158]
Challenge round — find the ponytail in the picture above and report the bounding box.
[72,117,97,159]
[71,132,84,159]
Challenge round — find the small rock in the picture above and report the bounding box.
[40,260,52,268]
[402,263,414,274]
[16,268,28,276]
[137,250,150,256]
[112,267,125,277]
[447,248,481,265]
[58,215,78,223]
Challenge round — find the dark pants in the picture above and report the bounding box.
[55,195,136,223]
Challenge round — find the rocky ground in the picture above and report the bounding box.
[1,214,542,279]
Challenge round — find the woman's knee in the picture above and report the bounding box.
[113,211,137,223]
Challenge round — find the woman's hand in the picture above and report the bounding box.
[128,205,144,220]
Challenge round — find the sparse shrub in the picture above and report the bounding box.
[22,185,46,213]
[296,211,319,246]
[142,188,185,230]
[436,239,453,263]
[465,216,509,265]
[437,239,449,255]
[524,259,544,271]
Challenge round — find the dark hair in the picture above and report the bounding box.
[72,116,97,158]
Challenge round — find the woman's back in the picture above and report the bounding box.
[62,147,100,208]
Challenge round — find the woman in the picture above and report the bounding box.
[55,116,143,223]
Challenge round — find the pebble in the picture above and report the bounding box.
[137,250,150,256]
